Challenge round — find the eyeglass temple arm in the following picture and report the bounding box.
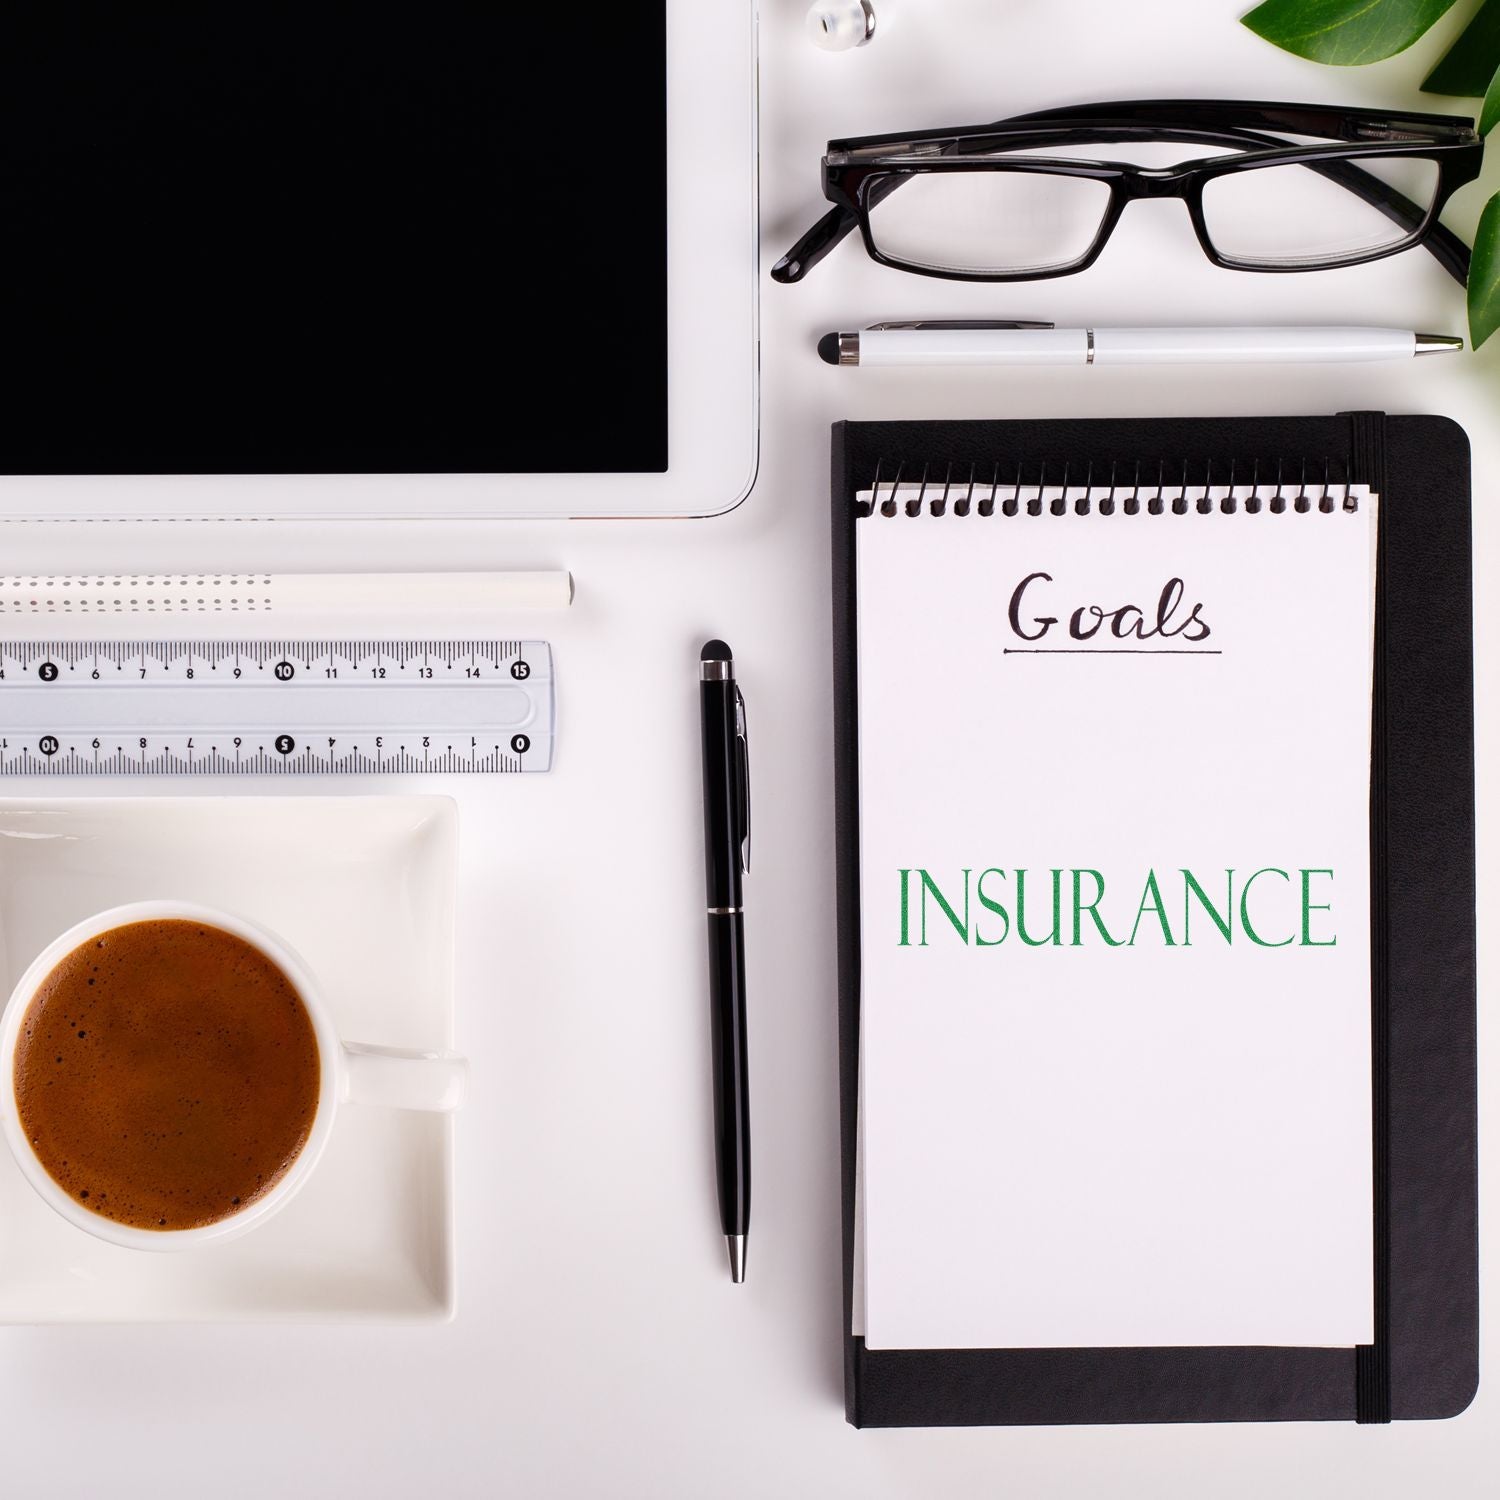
[771,203,858,284]
[773,158,933,283]
[1307,156,1471,282]
[1005,98,1477,142]
[821,101,1477,163]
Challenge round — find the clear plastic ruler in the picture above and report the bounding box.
[0,639,554,774]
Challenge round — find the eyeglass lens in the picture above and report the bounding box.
[866,169,1113,275]
[1198,155,1440,266]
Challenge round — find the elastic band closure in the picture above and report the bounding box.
[1351,409,1392,1425]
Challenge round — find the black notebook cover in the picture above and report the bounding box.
[830,412,1477,1427]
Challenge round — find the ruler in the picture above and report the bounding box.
[0,639,554,775]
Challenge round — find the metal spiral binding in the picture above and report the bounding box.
[855,456,1359,518]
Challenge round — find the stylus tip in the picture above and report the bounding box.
[701,639,733,663]
[817,332,841,366]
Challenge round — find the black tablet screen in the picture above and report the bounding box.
[0,6,667,474]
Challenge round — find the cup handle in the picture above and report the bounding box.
[341,1043,468,1112]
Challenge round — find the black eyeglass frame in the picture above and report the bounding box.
[771,99,1481,285]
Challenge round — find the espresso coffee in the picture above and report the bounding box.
[13,919,321,1231]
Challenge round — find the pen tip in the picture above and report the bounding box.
[701,639,732,663]
[727,1234,747,1283]
[817,332,841,366]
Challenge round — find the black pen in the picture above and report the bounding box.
[698,640,751,1283]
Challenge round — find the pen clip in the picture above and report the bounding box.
[735,685,751,875]
[866,319,1055,332]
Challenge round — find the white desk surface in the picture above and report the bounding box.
[0,2,1495,1494]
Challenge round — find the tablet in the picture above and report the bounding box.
[0,4,758,520]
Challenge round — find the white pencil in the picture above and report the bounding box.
[0,571,574,617]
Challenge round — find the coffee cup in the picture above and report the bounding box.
[0,901,466,1251]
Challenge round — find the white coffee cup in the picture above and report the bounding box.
[0,901,466,1251]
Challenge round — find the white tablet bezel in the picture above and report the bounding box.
[0,1,758,522]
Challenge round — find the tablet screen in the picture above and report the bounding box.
[1,7,667,474]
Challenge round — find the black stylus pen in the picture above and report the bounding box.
[698,640,752,1283]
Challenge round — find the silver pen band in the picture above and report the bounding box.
[706,905,743,916]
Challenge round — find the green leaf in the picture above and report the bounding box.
[1423,0,1500,95]
[1242,0,1461,65]
[1467,192,1500,347]
[1481,60,1500,129]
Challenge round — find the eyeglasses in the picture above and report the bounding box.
[771,100,1480,285]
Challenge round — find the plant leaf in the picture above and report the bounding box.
[1243,0,1461,65]
[1467,192,1500,347]
[1481,60,1500,129]
[1423,0,1500,94]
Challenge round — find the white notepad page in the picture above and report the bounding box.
[855,489,1377,1351]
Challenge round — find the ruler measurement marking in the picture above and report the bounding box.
[0,639,550,775]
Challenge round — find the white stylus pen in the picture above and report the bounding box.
[818,320,1464,367]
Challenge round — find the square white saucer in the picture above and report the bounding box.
[0,796,458,1322]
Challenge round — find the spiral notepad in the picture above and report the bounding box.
[851,455,1379,1357]
[831,413,1479,1428]
[824,408,1490,1434]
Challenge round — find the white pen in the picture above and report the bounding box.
[818,320,1464,367]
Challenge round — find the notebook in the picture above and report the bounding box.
[830,413,1476,1427]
